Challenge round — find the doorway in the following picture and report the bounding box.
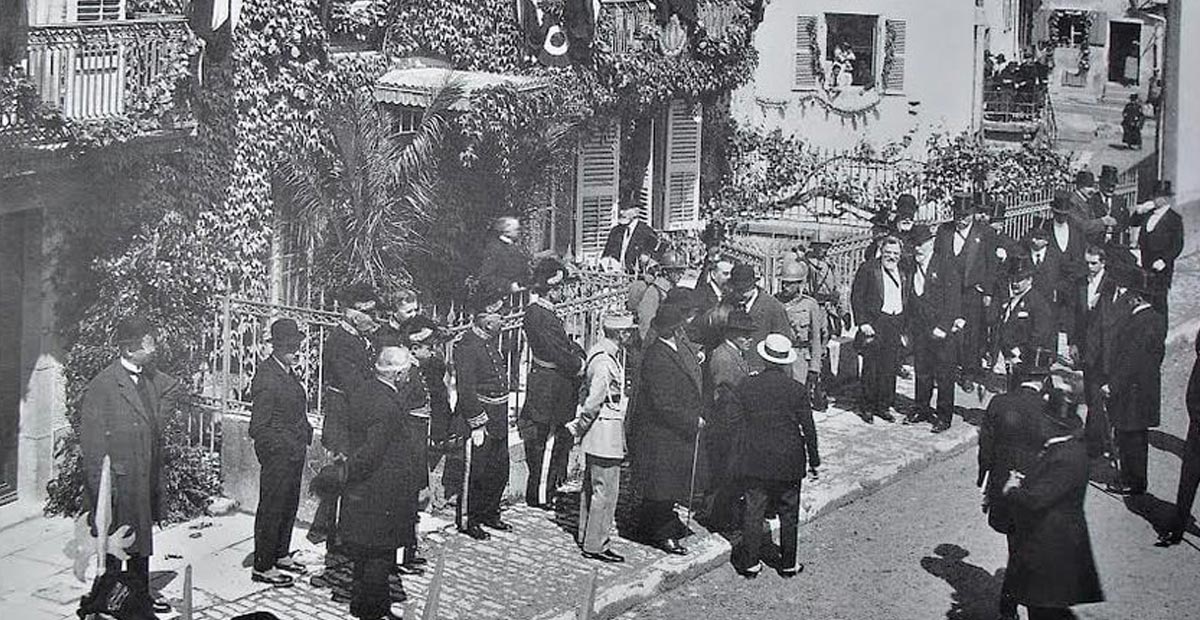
[0,212,25,506]
[1108,21,1141,86]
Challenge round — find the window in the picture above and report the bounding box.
[825,13,878,88]
[390,109,421,135]
[1051,10,1089,47]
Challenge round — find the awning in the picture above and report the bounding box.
[373,67,550,111]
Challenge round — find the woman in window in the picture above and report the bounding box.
[832,40,856,92]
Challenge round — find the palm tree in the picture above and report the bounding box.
[281,80,461,298]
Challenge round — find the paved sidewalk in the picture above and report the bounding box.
[0,372,988,620]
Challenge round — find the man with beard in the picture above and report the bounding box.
[600,202,659,274]
[851,236,908,423]
[905,226,963,433]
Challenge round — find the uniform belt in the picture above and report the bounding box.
[531,356,558,370]
[478,394,508,405]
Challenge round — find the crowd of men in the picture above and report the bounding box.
[74,164,1190,619]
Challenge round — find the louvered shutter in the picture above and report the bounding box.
[70,0,124,21]
[663,99,702,232]
[793,15,818,91]
[637,118,654,225]
[883,19,906,93]
[574,120,621,261]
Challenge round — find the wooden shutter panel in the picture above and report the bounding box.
[1088,13,1108,47]
[637,118,654,225]
[72,0,125,21]
[574,120,621,260]
[883,19,906,93]
[793,15,818,91]
[663,99,702,232]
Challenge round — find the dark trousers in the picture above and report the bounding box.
[1171,419,1200,535]
[960,289,988,372]
[913,332,957,423]
[700,430,739,531]
[253,443,305,572]
[860,313,902,414]
[463,413,510,525]
[348,545,393,620]
[1116,429,1149,493]
[1027,606,1076,620]
[104,554,151,598]
[1082,371,1113,459]
[734,478,801,572]
[521,420,572,508]
[637,499,688,542]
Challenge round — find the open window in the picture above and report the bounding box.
[825,13,878,88]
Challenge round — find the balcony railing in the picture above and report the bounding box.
[600,0,740,55]
[1,16,193,145]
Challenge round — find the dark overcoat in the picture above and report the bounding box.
[905,255,962,364]
[248,356,312,457]
[601,220,659,272]
[993,288,1056,360]
[730,367,819,481]
[477,235,532,293]
[977,387,1044,533]
[1005,435,1104,608]
[743,289,794,373]
[1130,208,1184,286]
[79,360,180,556]
[320,324,373,454]
[1108,306,1166,431]
[636,338,705,502]
[1073,270,1118,375]
[339,377,419,551]
[521,301,584,425]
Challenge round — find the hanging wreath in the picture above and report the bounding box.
[1078,40,1090,74]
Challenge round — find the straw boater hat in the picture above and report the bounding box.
[757,333,797,365]
[602,310,636,331]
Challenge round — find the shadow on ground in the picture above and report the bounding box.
[920,543,1006,620]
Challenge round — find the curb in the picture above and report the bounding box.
[533,424,980,620]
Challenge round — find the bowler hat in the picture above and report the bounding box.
[1151,180,1174,197]
[1074,171,1095,187]
[269,318,304,348]
[651,304,687,334]
[729,263,758,293]
[909,225,935,246]
[951,193,974,218]
[1051,189,1072,214]
[895,194,918,219]
[115,315,157,346]
[724,309,757,335]
[1027,224,1050,241]
[664,286,703,311]
[602,310,636,331]
[757,333,798,365]
[1008,256,1036,281]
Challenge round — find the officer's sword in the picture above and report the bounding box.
[457,430,473,531]
[685,421,703,527]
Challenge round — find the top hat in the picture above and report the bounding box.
[868,210,893,230]
[339,282,378,309]
[724,309,758,335]
[989,198,1007,223]
[1008,255,1037,281]
[1124,266,1162,297]
[1013,345,1056,378]
[651,304,687,334]
[971,191,992,213]
[909,224,935,246]
[1051,189,1072,214]
[1074,171,1095,187]
[779,256,810,282]
[951,193,974,218]
[530,257,571,291]
[115,315,157,346]
[1098,165,1119,188]
[1151,179,1174,198]
[602,310,637,331]
[895,194,918,219]
[757,333,798,365]
[657,249,688,271]
[269,318,305,348]
[664,286,703,311]
[403,315,444,345]
[807,240,832,256]
[729,263,758,293]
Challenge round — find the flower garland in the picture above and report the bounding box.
[881,21,897,90]
[806,18,824,86]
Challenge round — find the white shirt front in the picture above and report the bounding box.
[1087,269,1105,310]
[1053,221,1070,253]
[913,258,930,297]
[1031,248,1046,266]
[1004,290,1029,323]
[619,222,636,264]
[881,266,903,315]
[120,357,143,384]
[1146,205,1171,233]
[743,288,760,313]
[953,223,973,256]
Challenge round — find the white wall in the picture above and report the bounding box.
[731,0,982,155]
[1164,0,1199,254]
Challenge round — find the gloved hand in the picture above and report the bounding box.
[932,327,947,340]
[952,317,966,332]
[471,427,487,447]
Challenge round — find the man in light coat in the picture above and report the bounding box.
[568,311,637,563]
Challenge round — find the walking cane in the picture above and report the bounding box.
[685,420,703,529]
[457,432,474,531]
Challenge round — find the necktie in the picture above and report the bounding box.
[915,263,926,296]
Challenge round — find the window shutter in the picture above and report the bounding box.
[637,119,654,225]
[72,0,125,21]
[1088,13,1108,47]
[793,15,818,91]
[574,120,621,260]
[663,99,702,232]
[883,19,906,93]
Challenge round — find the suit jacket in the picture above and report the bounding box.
[320,324,373,453]
[249,355,312,456]
[993,288,1056,360]
[742,288,794,373]
[79,360,181,556]
[477,235,532,293]
[1068,189,1106,237]
[601,220,659,272]
[1131,207,1184,285]
[1074,270,1117,373]
[851,259,909,327]
[730,366,819,481]
[934,220,997,295]
[637,337,705,501]
[1092,191,1131,241]
[704,340,749,430]
[906,255,963,340]
[522,300,584,424]
[1108,305,1165,430]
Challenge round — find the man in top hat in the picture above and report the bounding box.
[729,333,820,579]
[992,256,1056,379]
[568,310,638,563]
[634,304,705,555]
[1093,165,1129,244]
[601,202,660,274]
[1066,172,1118,238]
[1102,267,1166,495]
[906,226,964,433]
[778,257,826,388]
[935,192,1000,376]
[1128,180,1184,323]
[79,316,180,615]
[730,262,793,374]
[699,308,756,532]
[453,288,514,540]
[249,319,312,587]
[1074,245,1121,462]
[1024,225,1075,349]
[696,251,734,314]
[636,249,688,342]
[851,235,909,423]
[520,258,586,510]
[477,215,532,294]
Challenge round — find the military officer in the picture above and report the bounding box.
[905,226,964,433]
[249,319,312,587]
[805,240,843,410]
[521,258,585,510]
[453,288,514,540]
[568,311,637,563]
[777,257,826,388]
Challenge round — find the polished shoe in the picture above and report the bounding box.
[275,556,308,574]
[930,420,951,434]
[151,596,173,614]
[481,518,514,532]
[735,561,764,579]
[391,563,426,576]
[582,550,624,563]
[404,555,429,567]
[653,538,688,555]
[1155,531,1184,548]
[778,563,805,578]
[858,411,875,424]
[902,411,930,425]
[600,549,625,563]
[876,409,896,423]
[251,569,295,588]
[460,524,491,540]
[1105,482,1136,496]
